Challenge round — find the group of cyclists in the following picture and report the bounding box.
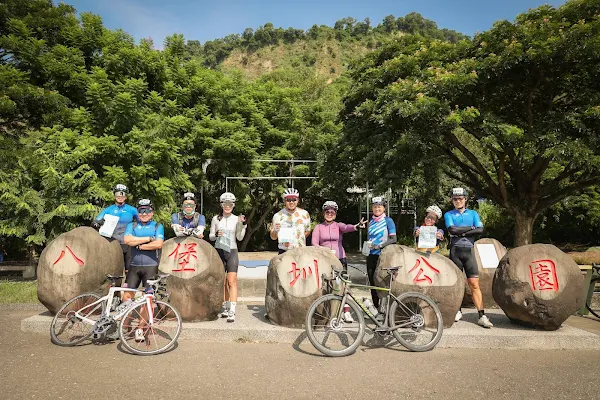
[92,183,493,330]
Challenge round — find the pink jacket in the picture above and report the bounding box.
[311,221,357,259]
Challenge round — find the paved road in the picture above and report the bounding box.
[2,310,599,400]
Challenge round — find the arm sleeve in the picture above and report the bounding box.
[448,226,472,235]
[155,224,165,240]
[311,224,320,246]
[209,217,218,241]
[464,226,484,236]
[380,236,397,248]
[171,214,185,237]
[124,222,134,237]
[235,218,246,241]
[193,214,206,235]
[338,222,357,233]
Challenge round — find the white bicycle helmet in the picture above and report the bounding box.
[371,196,386,206]
[282,188,300,199]
[322,201,338,211]
[182,192,195,202]
[219,192,236,203]
[426,205,443,219]
[451,187,469,198]
[113,184,128,194]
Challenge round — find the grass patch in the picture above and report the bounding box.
[0,280,38,303]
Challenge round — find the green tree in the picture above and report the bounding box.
[338,0,600,246]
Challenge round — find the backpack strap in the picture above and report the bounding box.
[177,212,184,226]
[193,213,200,227]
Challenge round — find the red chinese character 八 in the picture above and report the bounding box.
[529,259,559,291]
[408,257,440,285]
[53,245,85,266]
[168,243,198,272]
[289,259,320,288]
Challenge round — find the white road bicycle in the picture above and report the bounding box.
[50,273,182,356]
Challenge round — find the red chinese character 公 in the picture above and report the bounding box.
[408,257,440,285]
[529,259,559,291]
[168,243,198,272]
[289,259,320,288]
[53,245,85,266]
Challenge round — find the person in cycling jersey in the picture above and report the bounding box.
[444,187,492,328]
[92,184,138,269]
[312,201,366,270]
[122,199,165,342]
[171,192,206,239]
[209,192,247,323]
[270,188,311,254]
[366,197,397,309]
[414,205,445,253]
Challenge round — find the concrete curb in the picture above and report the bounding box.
[0,303,46,311]
[21,307,600,350]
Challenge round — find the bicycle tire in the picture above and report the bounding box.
[305,294,365,357]
[390,292,443,352]
[50,293,104,346]
[119,300,182,356]
[586,278,600,318]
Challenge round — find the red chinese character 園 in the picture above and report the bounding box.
[168,243,198,272]
[408,257,440,285]
[53,245,85,266]
[529,259,559,291]
[289,259,320,288]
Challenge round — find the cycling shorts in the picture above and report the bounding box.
[449,246,479,278]
[125,265,158,289]
[217,249,239,273]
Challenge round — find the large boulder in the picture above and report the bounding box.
[374,245,465,328]
[492,244,585,330]
[38,227,123,313]
[158,236,224,322]
[265,247,342,328]
[461,238,507,308]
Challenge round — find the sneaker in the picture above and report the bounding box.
[455,310,463,322]
[134,328,145,342]
[342,311,354,323]
[478,315,493,328]
[220,309,230,318]
[227,310,235,323]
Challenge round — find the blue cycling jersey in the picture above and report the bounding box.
[368,216,396,256]
[124,221,165,267]
[444,208,483,247]
[95,204,139,244]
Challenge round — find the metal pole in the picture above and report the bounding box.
[358,196,362,250]
[365,181,369,223]
[225,177,228,193]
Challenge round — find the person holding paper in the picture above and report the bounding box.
[414,205,444,253]
[91,184,138,268]
[209,192,247,323]
[366,196,397,309]
[270,188,311,254]
[170,192,206,239]
[444,187,492,328]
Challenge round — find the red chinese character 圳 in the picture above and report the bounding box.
[289,259,320,288]
[168,243,198,272]
[408,257,440,285]
[529,259,559,291]
[53,245,85,266]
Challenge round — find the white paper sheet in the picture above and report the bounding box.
[476,243,500,269]
[99,214,119,238]
[417,226,438,249]
[278,227,295,244]
[361,241,372,256]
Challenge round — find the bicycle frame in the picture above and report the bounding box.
[330,270,419,332]
[75,287,154,326]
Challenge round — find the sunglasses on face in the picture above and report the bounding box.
[138,208,153,215]
[222,202,234,207]
[452,197,466,201]
[182,203,195,208]
[425,215,437,221]
[285,198,298,203]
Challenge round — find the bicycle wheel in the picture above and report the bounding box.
[50,293,104,346]
[119,300,182,355]
[305,294,365,357]
[586,278,600,318]
[390,292,443,352]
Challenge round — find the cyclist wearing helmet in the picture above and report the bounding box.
[92,184,138,266]
[312,201,366,269]
[209,192,247,322]
[366,196,397,309]
[414,205,445,253]
[270,188,311,254]
[170,192,206,239]
[444,187,492,328]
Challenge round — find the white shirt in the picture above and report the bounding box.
[209,214,246,250]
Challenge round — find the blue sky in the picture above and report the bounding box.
[64,0,567,45]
